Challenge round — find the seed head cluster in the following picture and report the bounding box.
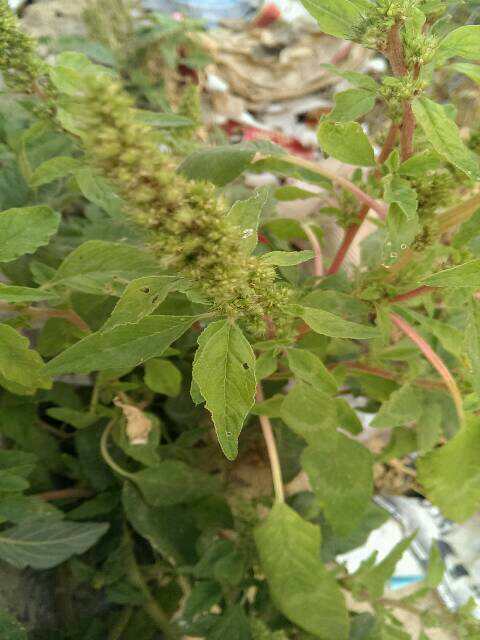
[70,73,291,336]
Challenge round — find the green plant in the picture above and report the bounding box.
[1,1,480,638]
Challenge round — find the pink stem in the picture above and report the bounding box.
[390,312,464,422]
[390,285,433,303]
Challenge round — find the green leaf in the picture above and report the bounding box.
[103,276,179,329]
[46,407,97,429]
[136,111,194,128]
[0,284,58,303]
[299,0,362,38]
[352,534,416,600]
[207,606,251,640]
[0,450,38,478]
[0,610,27,640]
[449,62,480,85]
[421,259,480,288]
[412,97,479,180]
[326,89,376,123]
[132,460,219,507]
[260,250,314,267]
[383,175,419,261]
[45,315,195,375]
[286,348,338,394]
[398,307,463,358]
[336,398,363,435]
[317,121,375,166]
[250,394,284,418]
[417,403,443,454]
[436,26,480,64]
[255,503,349,639]
[192,320,256,460]
[0,325,51,392]
[281,382,337,440]
[144,358,182,397]
[0,206,60,263]
[29,156,81,187]
[465,300,480,395]
[51,240,159,295]
[297,306,378,339]
[398,150,442,177]
[302,431,373,535]
[320,64,378,91]
[179,145,255,186]
[417,416,480,521]
[226,188,269,255]
[75,168,123,216]
[371,384,423,428]
[0,518,108,569]
[123,483,199,564]
[425,541,445,588]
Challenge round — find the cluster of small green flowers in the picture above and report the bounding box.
[404,32,437,68]
[83,0,136,61]
[0,0,48,95]
[380,75,423,119]
[176,82,202,141]
[350,0,420,51]
[408,171,456,217]
[70,72,292,336]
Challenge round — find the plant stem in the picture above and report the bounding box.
[301,223,323,277]
[327,204,370,275]
[36,487,94,501]
[0,303,91,333]
[109,607,133,640]
[389,285,433,303]
[327,122,399,276]
[329,360,446,391]
[254,153,388,219]
[385,22,415,161]
[100,419,136,480]
[256,384,285,504]
[390,312,464,422]
[127,547,180,640]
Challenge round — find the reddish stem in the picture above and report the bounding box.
[327,122,399,276]
[36,488,94,502]
[390,312,464,422]
[385,22,415,162]
[389,285,433,303]
[327,204,369,275]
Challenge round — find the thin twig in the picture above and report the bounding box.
[327,204,370,275]
[389,285,433,303]
[0,303,90,333]
[256,384,285,503]
[301,223,323,277]
[390,312,464,422]
[253,153,388,219]
[36,488,94,501]
[100,418,136,480]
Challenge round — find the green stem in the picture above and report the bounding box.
[100,419,136,480]
[127,550,180,640]
[301,223,323,277]
[109,606,133,640]
[256,384,285,504]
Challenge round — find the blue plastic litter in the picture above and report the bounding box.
[142,0,257,25]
